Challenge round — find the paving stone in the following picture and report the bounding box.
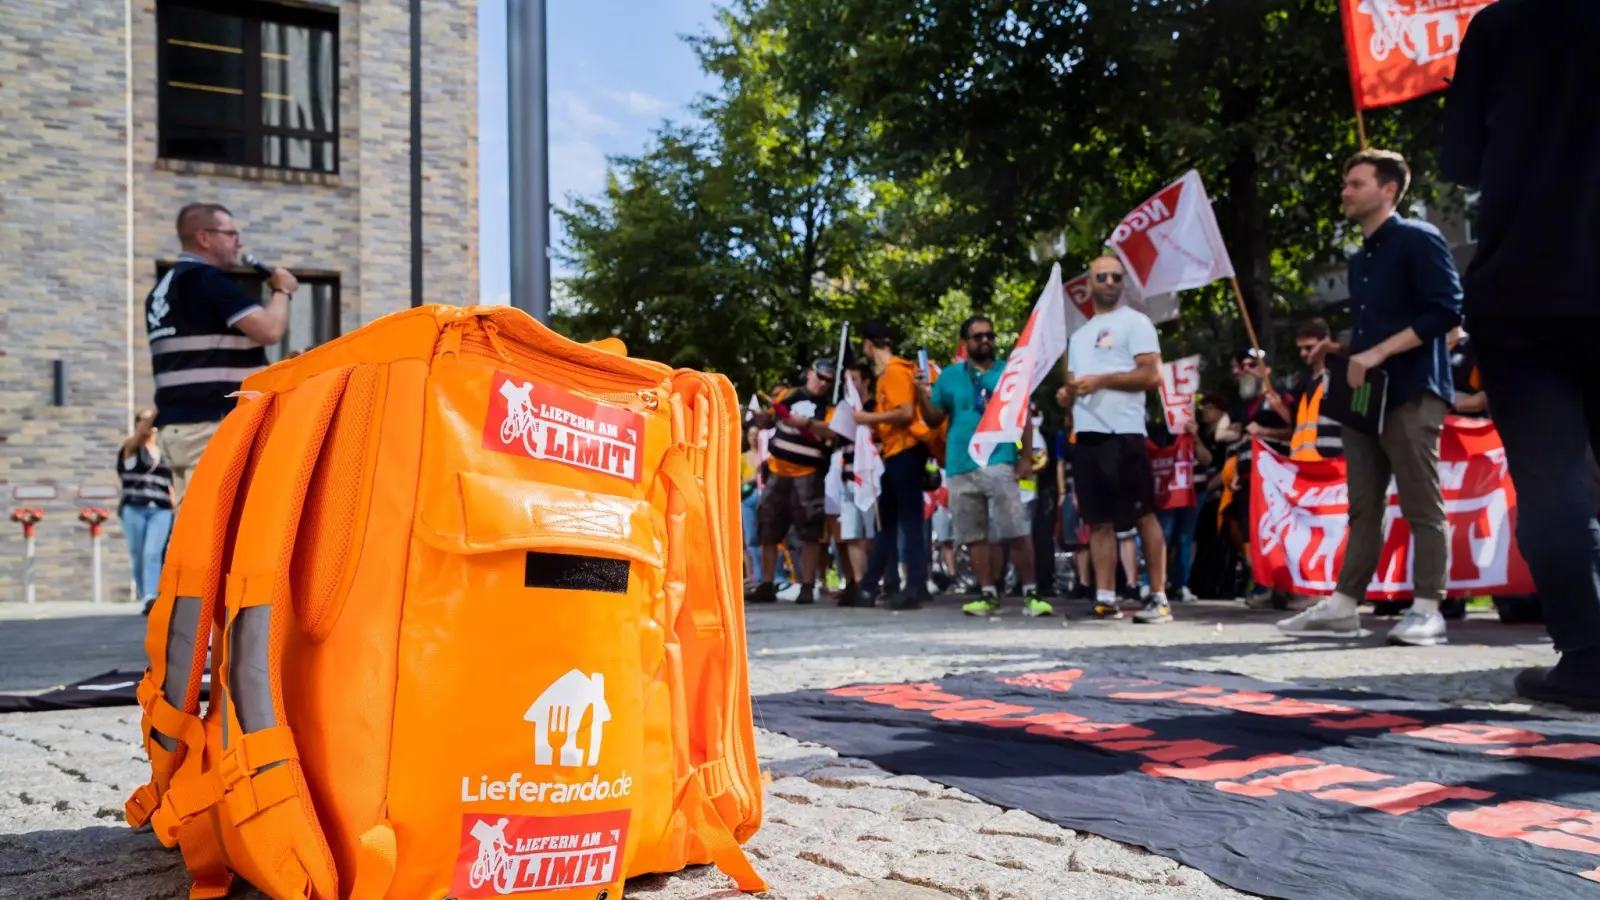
[966,833,1074,872]
[796,840,895,880]
[1070,835,1182,884]
[878,774,951,797]
[889,850,1044,899]
[834,786,926,816]
[821,880,957,900]
[805,765,895,789]
[902,797,1001,829]
[979,808,1075,844]
[769,776,850,806]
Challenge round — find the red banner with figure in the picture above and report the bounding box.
[1339,0,1494,110]
[1151,437,1196,511]
[1249,417,1534,598]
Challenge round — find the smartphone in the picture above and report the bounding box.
[917,348,929,377]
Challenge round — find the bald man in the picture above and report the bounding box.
[1065,256,1171,624]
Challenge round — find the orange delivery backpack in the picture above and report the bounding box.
[123,304,766,900]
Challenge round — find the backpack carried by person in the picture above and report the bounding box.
[124,305,766,899]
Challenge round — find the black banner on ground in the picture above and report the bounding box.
[757,666,1600,900]
[0,669,207,713]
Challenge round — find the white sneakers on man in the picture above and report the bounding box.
[1277,593,1448,646]
[1276,597,1361,638]
[1385,608,1448,646]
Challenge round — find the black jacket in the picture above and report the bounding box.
[1441,0,1600,319]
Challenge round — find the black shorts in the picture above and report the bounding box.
[1072,433,1157,531]
[757,471,827,544]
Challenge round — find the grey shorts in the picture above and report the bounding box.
[949,464,1029,545]
[931,506,952,543]
[838,481,877,542]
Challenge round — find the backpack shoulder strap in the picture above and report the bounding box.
[154,366,356,900]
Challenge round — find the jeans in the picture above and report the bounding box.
[1158,500,1200,591]
[863,447,930,596]
[1476,323,1600,652]
[121,504,173,602]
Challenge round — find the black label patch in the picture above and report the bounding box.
[524,552,630,594]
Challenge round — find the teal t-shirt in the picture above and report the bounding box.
[931,359,1017,476]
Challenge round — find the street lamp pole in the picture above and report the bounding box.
[507,0,550,323]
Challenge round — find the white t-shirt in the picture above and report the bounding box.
[1066,305,1161,436]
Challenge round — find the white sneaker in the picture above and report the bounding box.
[1387,609,1448,647]
[1178,587,1197,603]
[1277,598,1361,638]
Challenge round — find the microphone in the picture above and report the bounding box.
[241,252,275,278]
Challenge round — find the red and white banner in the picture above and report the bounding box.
[1340,0,1493,110]
[970,264,1070,467]
[1105,170,1235,300]
[1158,356,1201,433]
[1063,271,1179,339]
[1151,437,1196,511]
[1249,418,1534,598]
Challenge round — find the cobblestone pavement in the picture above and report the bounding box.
[0,597,1583,899]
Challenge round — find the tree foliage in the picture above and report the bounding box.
[555,0,1454,401]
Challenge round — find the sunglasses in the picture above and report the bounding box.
[1094,272,1125,284]
[967,331,996,342]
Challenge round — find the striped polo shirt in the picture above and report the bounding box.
[144,253,269,427]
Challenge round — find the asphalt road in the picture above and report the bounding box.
[0,605,148,694]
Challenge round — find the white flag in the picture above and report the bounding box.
[842,375,882,511]
[969,263,1071,468]
[1106,169,1235,298]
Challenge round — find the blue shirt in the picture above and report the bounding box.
[1346,215,1463,407]
[930,359,1017,476]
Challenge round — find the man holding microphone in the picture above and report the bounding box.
[144,203,295,504]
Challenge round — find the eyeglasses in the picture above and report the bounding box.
[204,228,241,240]
[1094,272,1125,284]
[967,331,996,342]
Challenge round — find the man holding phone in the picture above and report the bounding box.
[855,321,931,610]
[917,315,1048,617]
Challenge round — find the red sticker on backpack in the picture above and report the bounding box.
[452,809,630,897]
[483,372,644,483]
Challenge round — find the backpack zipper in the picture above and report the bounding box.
[454,318,667,412]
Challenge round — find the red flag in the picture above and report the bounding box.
[1340,0,1494,110]
[1150,437,1197,510]
[1106,170,1235,300]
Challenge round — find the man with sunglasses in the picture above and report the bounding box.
[749,359,838,606]
[916,315,1049,617]
[1066,256,1172,624]
[144,203,296,504]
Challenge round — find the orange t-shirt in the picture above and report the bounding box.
[875,358,919,459]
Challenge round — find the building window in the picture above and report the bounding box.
[157,0,338,172]
[153,263,341,361]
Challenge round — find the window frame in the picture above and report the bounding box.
[152,261,342,361]
[156,0,341,173]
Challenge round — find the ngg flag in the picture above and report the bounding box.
[969,264,1069,467]
[1340,0,1494,110]
[1105,169,1234,301]
[1249,418,1534,599]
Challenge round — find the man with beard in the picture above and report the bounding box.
[1284,150,1463,646]
[1065,256,1171,624]
[916,315,1048,617]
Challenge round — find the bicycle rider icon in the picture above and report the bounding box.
[469,817,514,892]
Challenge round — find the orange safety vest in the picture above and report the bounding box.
[1290,380,1326,461]
[125,305,766,899]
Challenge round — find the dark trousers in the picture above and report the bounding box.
[1476,323,1600,653]
[1032,489,1058,594]
[863,447,930,596]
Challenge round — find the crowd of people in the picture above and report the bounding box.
[736,147,1562,656]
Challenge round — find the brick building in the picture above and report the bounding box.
[1,0,478,602]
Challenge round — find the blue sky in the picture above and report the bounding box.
[478,0,720,304]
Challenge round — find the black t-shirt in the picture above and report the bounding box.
[1449,335,1487,418]
[144,257,269,427]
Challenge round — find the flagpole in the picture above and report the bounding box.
[1355,107,1369,149]
[833,323,849,405]
[1228,276,1261,353]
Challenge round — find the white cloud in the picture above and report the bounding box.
[607,89,671,117]
[552,90,623,138]
[550,138,611,206]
